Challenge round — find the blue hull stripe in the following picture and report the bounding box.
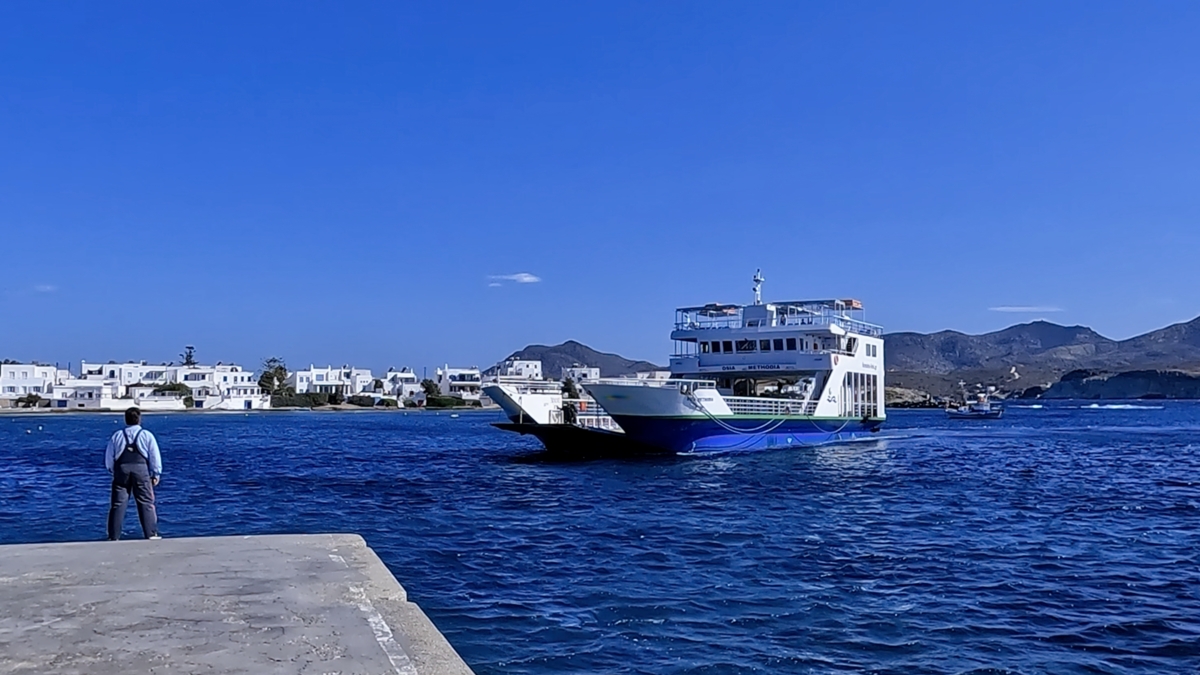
[610,416,884,454]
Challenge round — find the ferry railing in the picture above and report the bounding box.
[675,314,883,337]
[487,377,563,393]
[723,396,819,417]
[672,347,857,358]
[590,378,717,390]
[549,398,622,431]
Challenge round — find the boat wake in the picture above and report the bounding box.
[1081,403,1164,410]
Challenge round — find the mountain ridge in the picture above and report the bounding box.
[884,315,1200,395]
[488,340,664,379]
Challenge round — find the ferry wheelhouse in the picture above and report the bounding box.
[585,272,885,453]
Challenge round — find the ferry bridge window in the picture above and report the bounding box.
[786,338,797,350]
[736,339,757,353]
[760,339,771,351]
[773,339,784,351]
[700,342,711,353]
[713,341,723,353]
[722,341,733,353]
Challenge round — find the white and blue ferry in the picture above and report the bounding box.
[585,271,885,454]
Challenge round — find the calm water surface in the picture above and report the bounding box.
[2,404,1199,674]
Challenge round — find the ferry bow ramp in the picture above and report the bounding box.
[0,534,474,675]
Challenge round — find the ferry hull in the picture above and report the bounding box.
[492,423,670,459]
[608,415,884,454]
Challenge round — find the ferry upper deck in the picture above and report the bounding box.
[671,298,882,338]
[668,297,884,378]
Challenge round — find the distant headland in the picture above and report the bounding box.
[885,315,1200,403]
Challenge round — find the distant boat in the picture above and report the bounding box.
[947,384,1003,420]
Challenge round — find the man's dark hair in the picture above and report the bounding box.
[124,407,141,426]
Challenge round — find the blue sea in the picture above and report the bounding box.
[2,404,1199,674]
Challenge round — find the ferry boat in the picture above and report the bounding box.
[585,271,885,454]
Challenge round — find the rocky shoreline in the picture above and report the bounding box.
[1042,369,1200,399]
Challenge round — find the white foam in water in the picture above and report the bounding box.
[1083,403,1164,410]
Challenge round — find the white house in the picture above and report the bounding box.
[377,367,421,401]
[176,364,268,410]
[80,361,171,394]
[48,378,127,410]
[286,365,374,396]
[561,365,600,385]
[0,363,63,406]
[435,365,482,401]
[495,359,543,380]
[0,363,59,399]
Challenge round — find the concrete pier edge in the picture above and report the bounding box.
[0,534,475,674]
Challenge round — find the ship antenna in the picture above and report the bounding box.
[752,269,765,305]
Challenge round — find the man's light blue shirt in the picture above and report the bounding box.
[105,425,162,477]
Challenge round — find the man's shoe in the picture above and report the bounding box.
[149,535,162,540]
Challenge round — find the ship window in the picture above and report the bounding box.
[722,341,733,353]
[786,338,797,350]
[700,342,711,353]
[760,340,771,351]
[736,339,756,353]
[773,339,784,351]
[711,341,721,353]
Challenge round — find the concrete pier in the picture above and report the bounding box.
[0,534,475,675]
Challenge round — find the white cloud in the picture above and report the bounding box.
[487,282,502,287]
[988,305,1063,313]
[487,272,542,284]
[33,284,57,293]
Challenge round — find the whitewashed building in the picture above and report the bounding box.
[286,365,374,396]
[51,361,268,411]
[80,361,171,394]
[176,364,268,410]
[377,367,421,400]
[495,359,543,380]
[561,365,600,385]
[49,378,128,410]
[0,363,59,400]
[435,365,482,401]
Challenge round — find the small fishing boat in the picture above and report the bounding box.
[946,385,1003,420]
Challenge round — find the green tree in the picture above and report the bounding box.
[16,393,42,408]
[258,357,292,395]
[153,382,192,396]
[420,379,440,397]
[180,345,197,367]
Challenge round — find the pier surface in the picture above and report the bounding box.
[0,534,474,675]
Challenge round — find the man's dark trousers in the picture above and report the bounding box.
[107,451,158,540]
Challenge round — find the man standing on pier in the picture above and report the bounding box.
[105,407,162,540]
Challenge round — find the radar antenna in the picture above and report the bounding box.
[752,269,765,305]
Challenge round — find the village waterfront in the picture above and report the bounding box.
[3,404,1198,674]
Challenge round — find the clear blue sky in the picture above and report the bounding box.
[3,1,1200,373]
